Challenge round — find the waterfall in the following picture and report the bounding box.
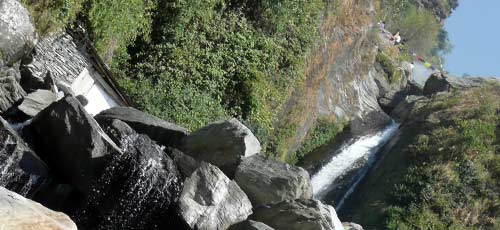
[311,121,399,206]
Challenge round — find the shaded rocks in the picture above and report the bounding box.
[0,0,36,67]
[180,118,261,177]
[28,96,120,195]
[390,95,428,123]
[95,106,188,147]
[0,66,26,113]
[234,155,312,207]
[229,220,275,230]
[166,147,199,180]
[179,162,252,230]
[76,123,182,230]
[0,117,47,196]
[18,89,57,117]
[0,186,77,230]
[250,199,344,230]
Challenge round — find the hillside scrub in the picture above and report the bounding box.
[386,84,500,229]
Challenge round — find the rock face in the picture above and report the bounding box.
[0,186,77,230]
[0,0,36,67]
[390,95,428,123]
[0,66,26,112]
[180,118,261,177]
[0,117,47,196]
[28,96,120,195]
[179,162,253,230]
[234,155,312,207]
[18,89,57,117]
[422,73,493,96]
[251,199,344,230]
[95,106,188,147]
[75,125,182,230]
[229,220,275,230]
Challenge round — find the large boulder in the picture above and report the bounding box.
[229,220,275,230]
[250,199,344,230]
[18,89,57,117]
[28,96,121,195]
[0,117,47,196]
[75,125,183,230]
[180,118,261,177]
[343,222,364,230]
[0,66,26,113]
[95,106,188,147]
[390,95,428,123]
[179,162,253,230]
[234,155,312,207]
[0,0,36,67]
[0,186,77,230]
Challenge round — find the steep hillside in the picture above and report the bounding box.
[341,77,500,229]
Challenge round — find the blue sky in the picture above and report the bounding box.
[444,0,500,77]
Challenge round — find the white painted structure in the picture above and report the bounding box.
[28,31,128,115]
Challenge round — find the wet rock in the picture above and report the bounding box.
[179,162,252,230]
[180,118,261,177]
[350,111,391,136]
[0,0,36,67]
[250,199,344,230]
[343,222,364,230]
[229,220,275,230]
[19,64,46,93]
[75,131,183,230]
[18,89,57,117]
[95,106,188,147]
[0,186,77,230]
[96,118,136,145]
[0,117,47,196]
[166,147,199,179]
[0,66,26,113]
[234,155,312,207]
[28,96,120,195]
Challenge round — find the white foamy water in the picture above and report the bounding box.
[311,122,399,199]
[84,83,119,116]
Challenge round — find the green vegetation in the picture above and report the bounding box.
[21,0,84,34]
[118,0,324,156]
[293,117,345,164]
[385,85,500,229]
[376,51,403,84]
[375,0,453,63]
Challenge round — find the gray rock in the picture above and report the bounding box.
[0,117,47,196]
[423,72,491,96]
[95,106,188,147]
[166,147,199,179]
[406,80,423,96]
[180,118,261,177]
[97,118,136,145]
[28,96,120,195]
[0,66,26,112]
[0,0,36,67]
[229,220,275,230]
[390,95,428,123]
[343,222,364,230]
[234,155,312,207]
[76,94,88,106]
[179,162,253,230]
[251,199,344,230]
[0,186,77,230]
[18,89,57,117]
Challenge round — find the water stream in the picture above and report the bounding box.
[311,121,399,209]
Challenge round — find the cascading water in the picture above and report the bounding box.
[311,121,399,208]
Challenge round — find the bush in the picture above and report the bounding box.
[294,117,344,162]
[21,0,84,34]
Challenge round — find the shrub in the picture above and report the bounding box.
[21,0,84,34]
